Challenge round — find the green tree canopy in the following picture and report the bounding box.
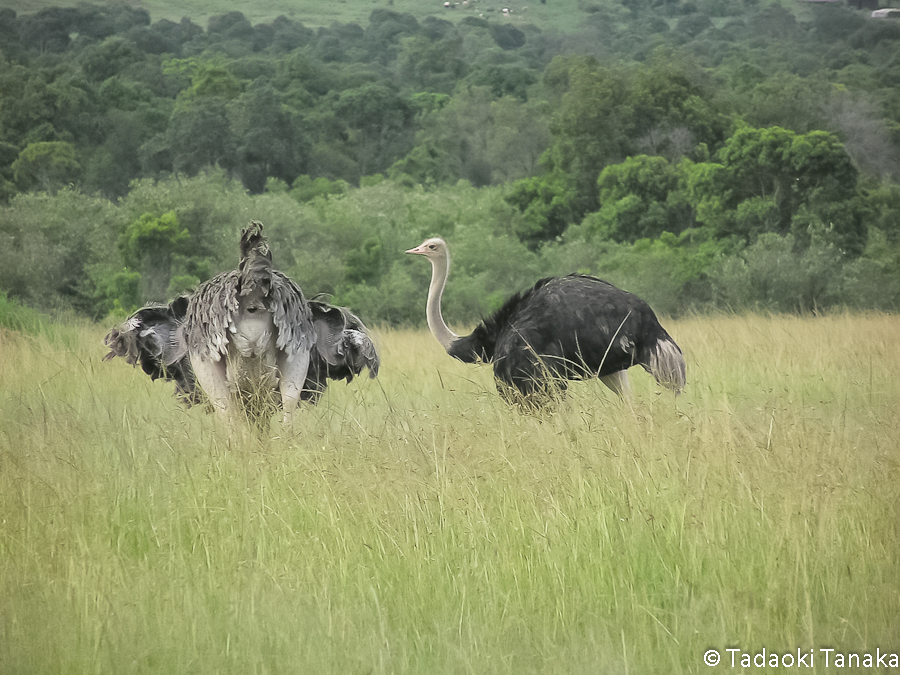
[119,211,192,301]
[12,141,79,192]
[585,155,692,242]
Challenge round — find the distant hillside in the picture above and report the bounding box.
[0,0,591,32]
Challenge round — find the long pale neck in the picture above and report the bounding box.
[427,253,458,351]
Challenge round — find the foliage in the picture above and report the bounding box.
[0,167,898,322]
[505,172,574,249]
[119,211,192,302]
[681,126,867,253]
[585,155,692,242]
[0,187,120,314]
[0,3,899,318]
[708,231,845,313]
[12,141,80,192]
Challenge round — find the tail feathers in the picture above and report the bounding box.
[646,337,686,394]
[239,221,270,263]
[238,221,274,298]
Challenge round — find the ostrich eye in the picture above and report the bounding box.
[429,244,436,250]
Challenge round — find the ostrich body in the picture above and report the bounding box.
[406,237,685,405]
[104,222,379,425]
[183,222,313,425]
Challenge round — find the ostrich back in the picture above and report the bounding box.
[449,274,680,394]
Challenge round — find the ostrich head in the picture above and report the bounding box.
[405,237,448,263]
[238,221,274,305]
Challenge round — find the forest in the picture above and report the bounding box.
[1,0,899,324]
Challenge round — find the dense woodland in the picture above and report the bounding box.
[1,0,899,325]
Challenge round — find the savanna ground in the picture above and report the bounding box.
[0,0,585,33]
[1,312,898,674]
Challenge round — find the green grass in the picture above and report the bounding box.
[1,313,898,674]
[0,0,591,33]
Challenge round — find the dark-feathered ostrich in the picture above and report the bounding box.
[406,237,685,407]
[104,222,379,426]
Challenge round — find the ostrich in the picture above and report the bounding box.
[104,222,379,426]
[405,237,685,407]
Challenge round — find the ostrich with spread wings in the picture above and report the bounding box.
[104,222,379,426]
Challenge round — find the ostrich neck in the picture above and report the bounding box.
[427,254,459,351]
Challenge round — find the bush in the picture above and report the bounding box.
[709,232,844,312]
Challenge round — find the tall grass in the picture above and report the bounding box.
[1,313,898,674]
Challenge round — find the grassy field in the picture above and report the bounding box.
[1,312,898,674]
[0,0,590,33]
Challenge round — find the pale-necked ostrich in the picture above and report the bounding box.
[406,237,685,406]
[104,222,379,425]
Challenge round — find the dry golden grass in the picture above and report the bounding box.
[1,312,898,674]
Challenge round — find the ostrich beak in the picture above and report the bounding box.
[405,245,425,255]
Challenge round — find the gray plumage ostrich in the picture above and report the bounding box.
[406,237,685,407]
[104,222,379,426]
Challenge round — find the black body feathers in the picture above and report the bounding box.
[448,273,685,402]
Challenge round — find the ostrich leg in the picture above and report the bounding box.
[191,355,234,422]
[600,370,631,398]
[277,350,311,426]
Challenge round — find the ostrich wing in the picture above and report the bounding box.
[185,270,241,361]
[104,298,188,371]
[270,270,315,359]
[309,299,380,380]
[103,297,197,403]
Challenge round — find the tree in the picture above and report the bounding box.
[464,64,537,101]
[732,72,831,133]
[505,173,574,248]
[12,141,79,192]
[485,96,552,183]
[333,83,415,178]
[0,64,100,150]
[18,7,79,53]
[345,236,384,284]
[163,99,237,176]
[396,34,466,93]
[585,155,692,242]
[78,37,142,83]
[532,51,725,225]
[229,82,310,193]
[686,125,864,249]
[166,59,247,109]
[544,55,632,216]
[119,211,192,301]
[207,11,255,42]
[364,9,420,64]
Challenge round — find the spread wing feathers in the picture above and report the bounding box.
[270,270,315,358]
[103,298,198,403]
[309,299,380,380]
[105,218,373,410]
[300,299,380,405]
[184,270,241,361]
[105,296,377,407]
